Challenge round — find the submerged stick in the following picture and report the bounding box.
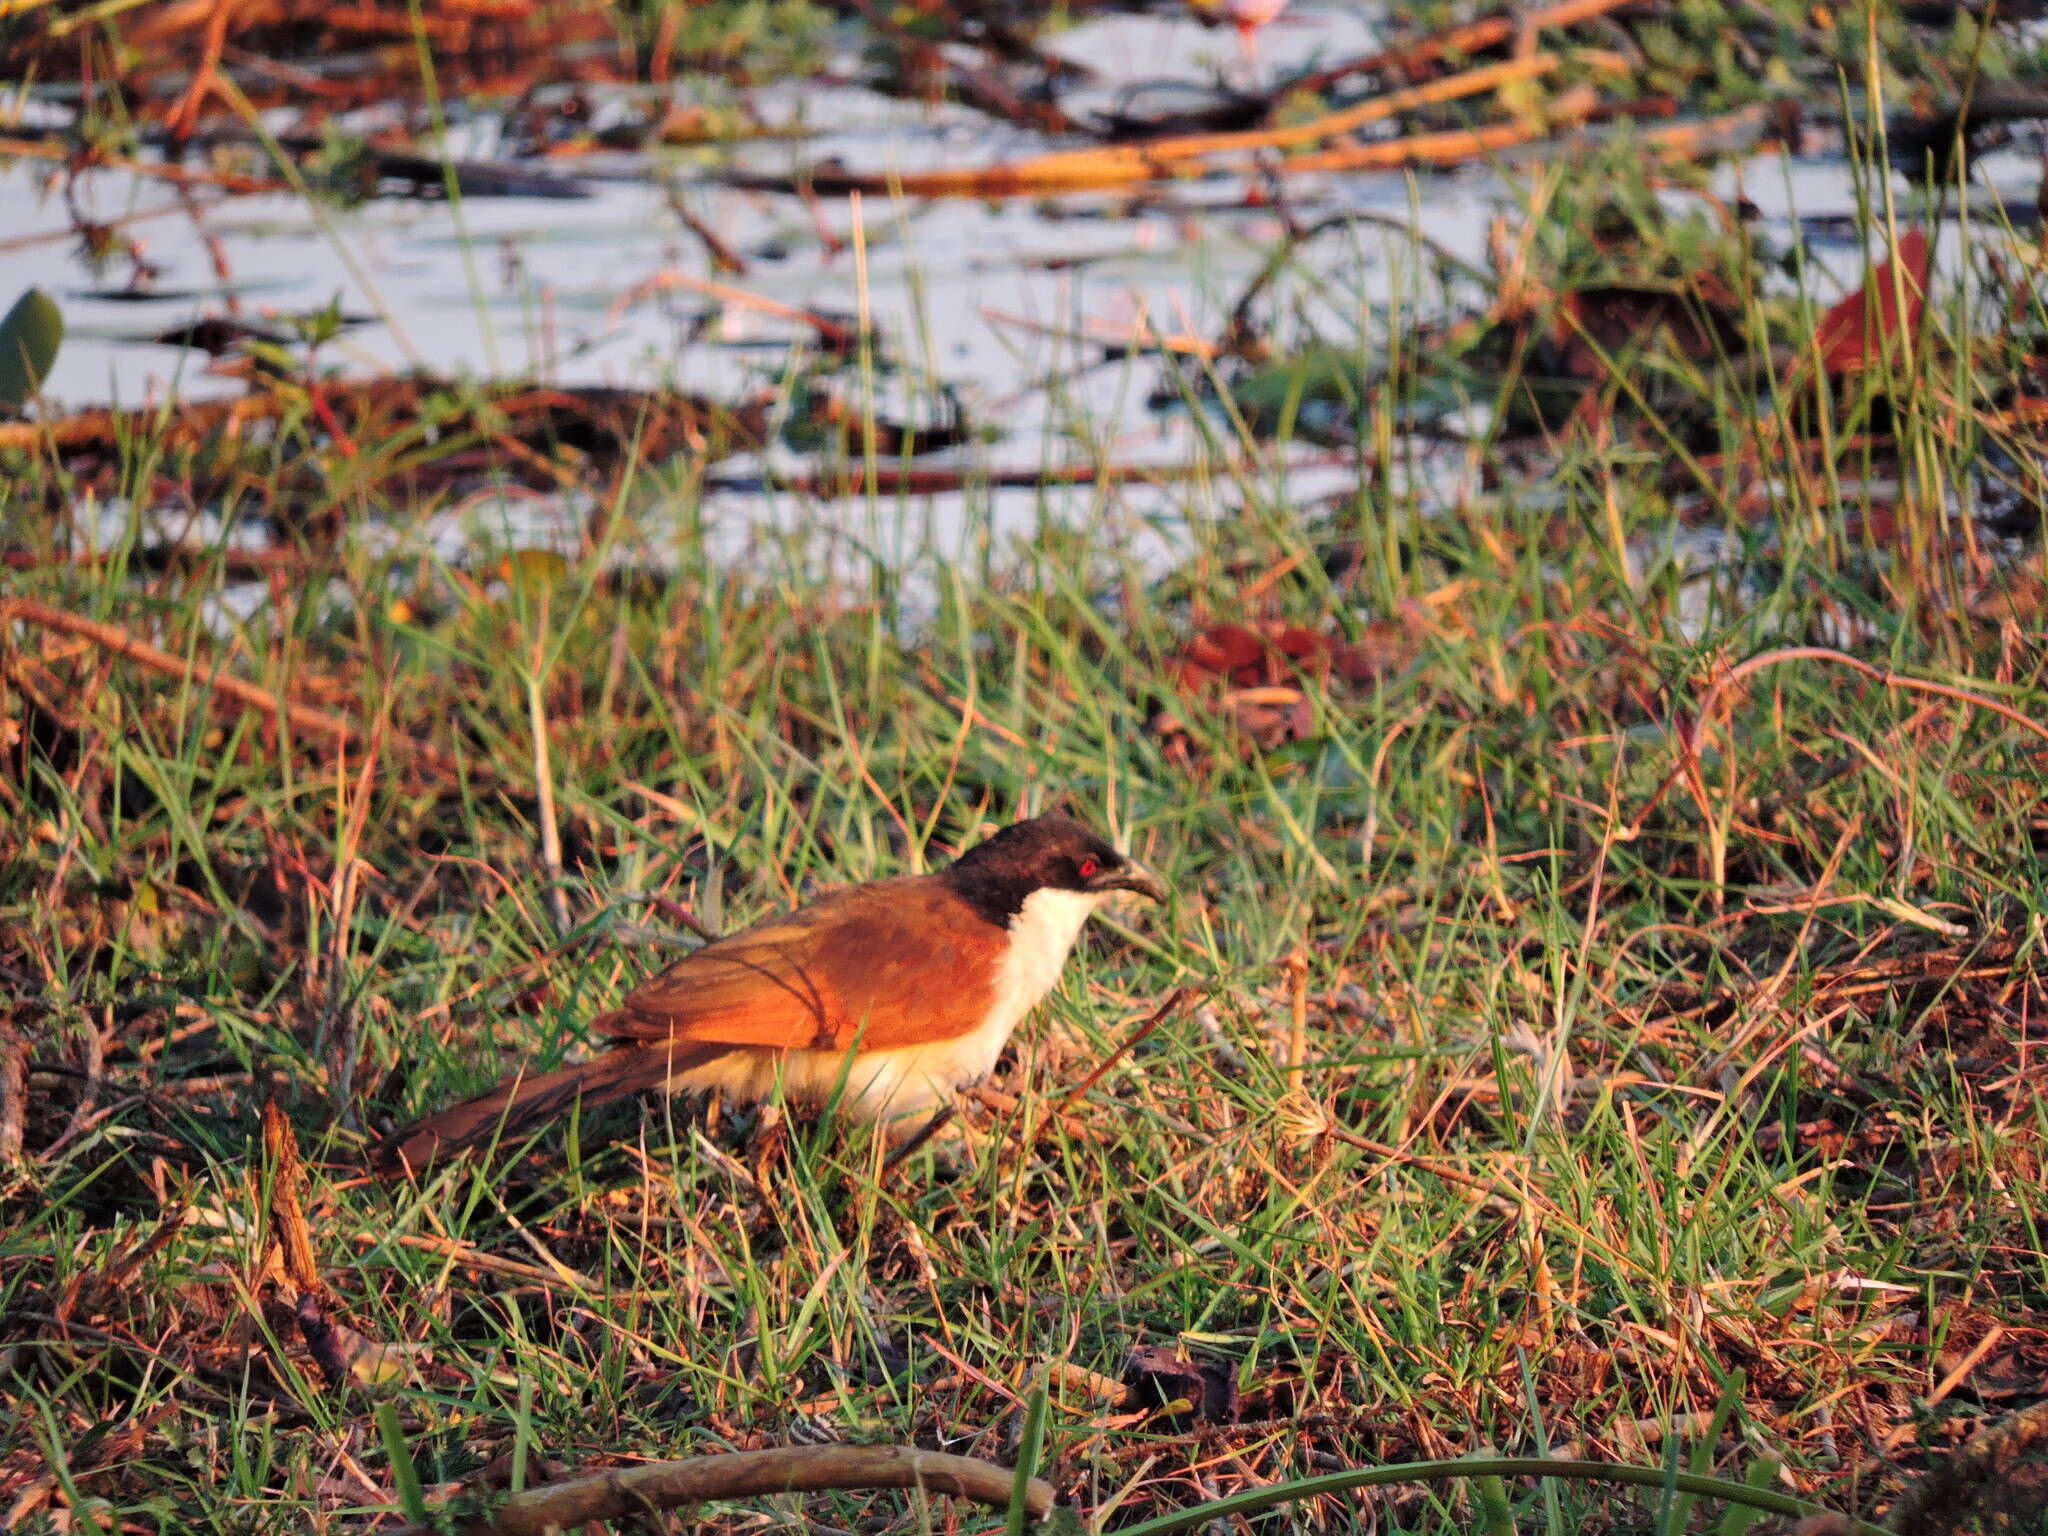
[736,56,1559,197]
[1289,0,1635,97]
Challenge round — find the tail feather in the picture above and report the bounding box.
[372,1044,703,1174]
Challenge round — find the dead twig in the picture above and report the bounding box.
[262,1098,387,1391]
[0,1022,26,1166]
[1056,987,1194,1118]
[0,597,464,776]
[881,1102,957,1175]
[1686,646,2048,756]
[261,1098,324,1301]
[1276,87,1599,173]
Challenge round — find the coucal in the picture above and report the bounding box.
[374,815,1164,1171]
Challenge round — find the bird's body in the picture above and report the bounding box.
[596,876,1105,1120]
[375,817,1161,1172]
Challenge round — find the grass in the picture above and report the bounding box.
[5,47,2048,1536]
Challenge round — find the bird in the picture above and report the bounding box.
[373,815,1165,1172]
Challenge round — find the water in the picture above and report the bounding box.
[5,0,2039,588]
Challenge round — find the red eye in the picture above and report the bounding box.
[1079,857,1099,879]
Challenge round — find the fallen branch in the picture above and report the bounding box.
[1277,87,1597,173]
[1079,54,1560,161]
[388,1445,1055,1536]
[1293,95,1779,177]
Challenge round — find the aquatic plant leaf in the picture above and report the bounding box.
[0,288,64,411]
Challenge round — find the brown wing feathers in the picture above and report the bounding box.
[592,877,1003,1053]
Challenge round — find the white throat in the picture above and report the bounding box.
[1001,886,1109,1010]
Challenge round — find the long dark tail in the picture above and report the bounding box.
[372,1044,707,1174]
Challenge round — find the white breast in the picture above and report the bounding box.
[818,886,1108,1128]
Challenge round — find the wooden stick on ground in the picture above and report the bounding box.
[387,1445,1056,1536]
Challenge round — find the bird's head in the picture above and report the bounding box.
[942,814,1166,926]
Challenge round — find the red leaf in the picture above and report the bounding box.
[1176,621,1333,689]
[1268,625,1329,664]
[1178,623,1266,687]
[1812,228,1929,376]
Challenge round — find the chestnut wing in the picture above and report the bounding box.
[596,876,1003,1052]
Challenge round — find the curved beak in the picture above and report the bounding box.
[1090,861,1167,904]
